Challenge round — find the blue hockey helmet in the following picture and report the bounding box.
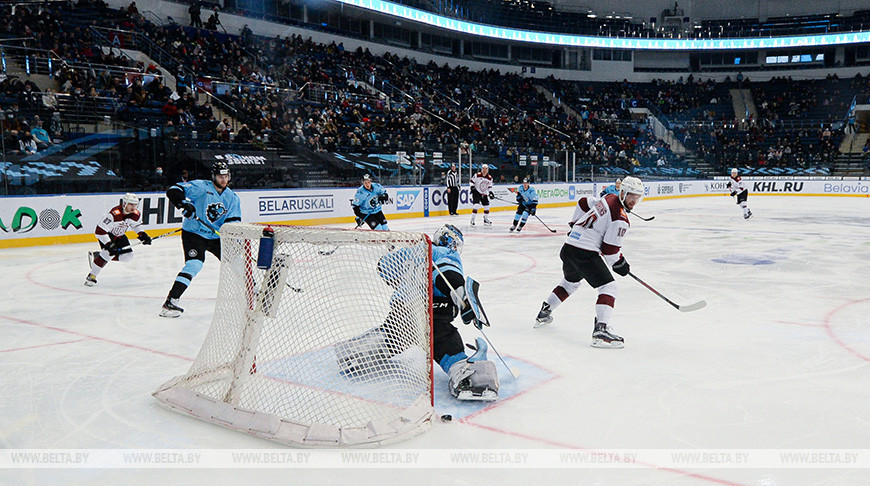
[433,224,463,254]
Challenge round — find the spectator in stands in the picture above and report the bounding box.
[216,118,230,141]
[2,111,20,148]
[19,132,37,155]
[235,124,253,144]
[188,1,202,28]
[31,121,52,150]
[205,10,221,31]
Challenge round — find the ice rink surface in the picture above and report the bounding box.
[3,194,870,485]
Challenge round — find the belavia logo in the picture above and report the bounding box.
[0,206,83,233]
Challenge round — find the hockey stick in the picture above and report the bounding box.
[628,271,706,312]
[465,277,520,379]
[194,215,220,236]
[530,213,558,233]
[432,264,520,379]
[628,211,655,222]
[353,213,371,230]
[492,195,557,233]
[130,227,183,246]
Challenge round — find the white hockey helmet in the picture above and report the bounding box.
[731,168,738,177]
[619,176,644,207]
[433,224,464,254]
[122,193,140,206]
[481,164,489,171]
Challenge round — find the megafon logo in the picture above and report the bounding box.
[0,206,83,233]
[396,190,421,211]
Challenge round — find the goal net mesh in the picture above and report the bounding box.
[154,223,434,447]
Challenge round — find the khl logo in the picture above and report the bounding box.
[396,190,420,211]
[568,186,576,200]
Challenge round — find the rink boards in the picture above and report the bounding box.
[2,177,869,247]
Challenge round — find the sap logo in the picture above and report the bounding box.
[396,190,421,211]
[568,186,576,200]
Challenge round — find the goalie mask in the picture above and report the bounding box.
[433,224,463,254]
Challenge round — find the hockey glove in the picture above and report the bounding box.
[137,232,152,245]
[516,193,523,203]
[730,192,736,197]
[488,191,495,199]
[106,239,125,256]
[612,256,630,277]
[180,200,196,219]
[527,204,537,216]
[355,216,363,227]
[378,192,389,203]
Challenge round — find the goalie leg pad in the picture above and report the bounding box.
[336,329,392,377]
[448,359,499,401]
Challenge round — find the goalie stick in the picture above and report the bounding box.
[491,195,558,233]
[628,271,706,312]
[432,264,520,379]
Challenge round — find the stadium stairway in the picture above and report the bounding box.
[832,152,868,176]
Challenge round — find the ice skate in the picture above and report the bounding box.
[160,298,184,318]
[744,210,752,220]
[84,273,97,287]
[591,318,624,349]
[483,218,492,226]
[509,224,517,232]
[534,302,553,328]
[448,338,498,401]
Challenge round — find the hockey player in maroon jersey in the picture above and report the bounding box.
[727,168,752,219]
[84,193,151,286]
[469,164,494,226]
[534,176,645,348]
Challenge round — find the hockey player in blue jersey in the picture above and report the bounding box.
[352,174,390,230]
[159,161,242,317]
[510,177,539,233]
[338,224,499,400]
[600,178,622,197]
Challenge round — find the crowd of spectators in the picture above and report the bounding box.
[0,0,865,190]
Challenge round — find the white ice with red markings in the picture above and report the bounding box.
[2,194,870,485]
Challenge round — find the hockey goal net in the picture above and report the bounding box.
[153,223,435,447]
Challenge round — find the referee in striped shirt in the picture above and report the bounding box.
[445,164,460,216]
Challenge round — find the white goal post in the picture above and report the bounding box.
[153,223,435,447]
